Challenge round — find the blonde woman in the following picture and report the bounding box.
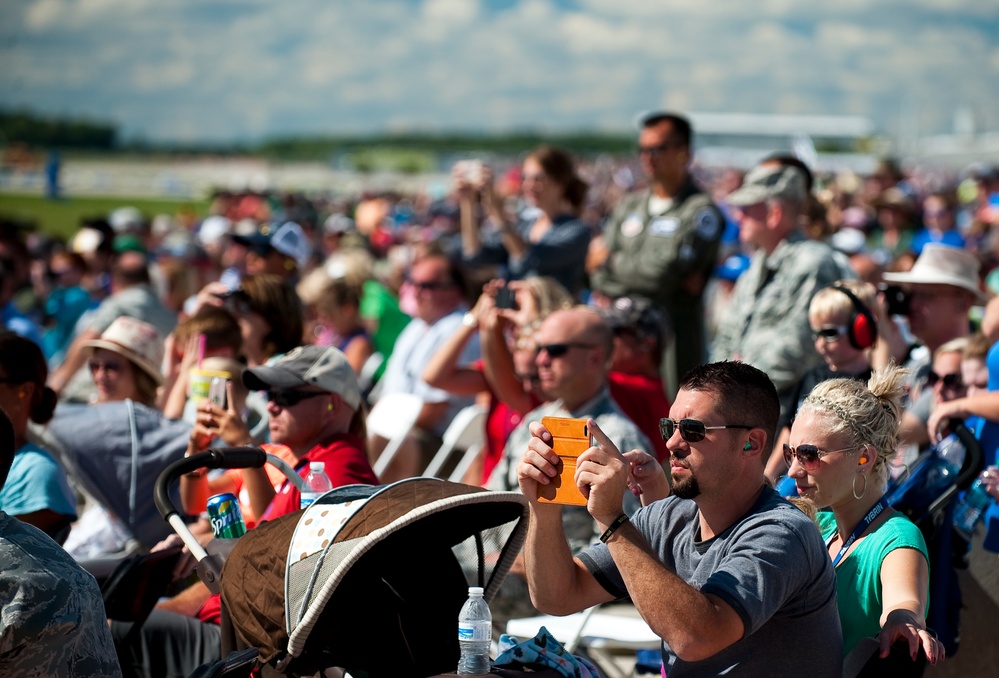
[786,366,944,664]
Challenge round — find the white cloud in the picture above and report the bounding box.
[2,0,998,142]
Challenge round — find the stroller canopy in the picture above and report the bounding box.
[221,478,528,677]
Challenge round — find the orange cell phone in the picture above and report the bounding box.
[537,416,592,506]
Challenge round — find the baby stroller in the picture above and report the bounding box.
[156,447,529,678]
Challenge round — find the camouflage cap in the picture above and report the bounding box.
[726,164,807,206]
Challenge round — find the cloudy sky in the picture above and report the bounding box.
[2,0,998,144]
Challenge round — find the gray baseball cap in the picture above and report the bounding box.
[243,345,361,410]
[726,164,807,206]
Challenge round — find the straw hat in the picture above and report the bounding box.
[881,244,988,303]
[83,316,165,385]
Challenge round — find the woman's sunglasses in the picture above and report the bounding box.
[266,390,326,408]
[658,418,753,443]
[782,444,858,470]
[88,359,123,375]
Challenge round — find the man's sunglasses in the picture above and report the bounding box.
[266,390,327,408]
[407,278,454,292]
[658,418,753,443]
[811,326,848,343]
[638,141,682,156]
[782,443,857,470]
[536,342,596,359]
[926,371,962,389]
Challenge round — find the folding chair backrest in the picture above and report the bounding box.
[101,545,183,627]
[368,392,423,479]
[423,404,488,480]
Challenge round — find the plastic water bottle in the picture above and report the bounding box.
[457,585,491,675]
[954,478,994,538]
[924,434,965,495]
[300,461,333,510]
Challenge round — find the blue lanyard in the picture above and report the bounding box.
[827,495,890,568]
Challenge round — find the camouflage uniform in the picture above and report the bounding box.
[592,178,725,384]
[710,231,853,415]
[0,511,122,677]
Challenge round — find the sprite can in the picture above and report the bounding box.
[207,492,247,539]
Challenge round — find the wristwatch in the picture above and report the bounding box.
[461,312,478,329]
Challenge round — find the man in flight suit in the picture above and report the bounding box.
[591,112,724,395]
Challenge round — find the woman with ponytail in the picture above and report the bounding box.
[787,365,944,665]
[0,332,76,543]
[457,145,591,295]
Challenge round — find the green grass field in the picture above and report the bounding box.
[0,193,210,242]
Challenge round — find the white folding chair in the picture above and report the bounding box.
[368,392,423,480]
[357,352,384,402]
[422,404,488,481]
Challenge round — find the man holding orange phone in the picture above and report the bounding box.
[516,361,842,676]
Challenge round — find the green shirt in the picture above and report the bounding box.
[359,280,410,379]
[816,510,929,656]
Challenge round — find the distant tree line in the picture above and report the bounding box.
[0,108,117,149]
[0,107,638,162]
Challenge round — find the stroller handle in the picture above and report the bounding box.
[155,447,269,521]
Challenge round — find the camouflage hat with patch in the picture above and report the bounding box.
[726,164,807,207]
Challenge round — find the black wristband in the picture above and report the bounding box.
[599,514,630,543]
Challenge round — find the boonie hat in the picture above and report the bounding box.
[83,316,165,385]
[726,164,807,206]
[881,243,988,303]
[242,345,361,410]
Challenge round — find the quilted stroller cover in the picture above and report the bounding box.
[220,478,528,677]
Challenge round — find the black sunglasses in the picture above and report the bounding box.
[926,371,962,389]
[810,326,848,343]
[266,390,326,408]
[658,418,753,443]
[782,443,857,470]
[408,278,454,292]
[536,342,596,359]
[637,141,682,156]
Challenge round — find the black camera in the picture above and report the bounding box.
[878,283,910,316]
[495,286,518,310]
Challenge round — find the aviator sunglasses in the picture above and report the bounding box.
[266,390,326,408]
[658,418,753,443]
[782,443,859,470]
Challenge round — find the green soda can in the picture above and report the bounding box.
[206,492,247,539]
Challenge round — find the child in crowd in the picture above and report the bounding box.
[766,280,878,482]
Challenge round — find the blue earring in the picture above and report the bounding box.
[744,442,752,451]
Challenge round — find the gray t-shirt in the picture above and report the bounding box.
[577,488,842,677]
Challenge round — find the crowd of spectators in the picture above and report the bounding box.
[3,112,999,676]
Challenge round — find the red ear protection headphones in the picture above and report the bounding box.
[832,283,878,350]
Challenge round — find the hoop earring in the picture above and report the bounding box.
[852,473,868,500]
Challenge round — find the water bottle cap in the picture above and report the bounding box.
[468,586,484,595]
[310,461,326,473]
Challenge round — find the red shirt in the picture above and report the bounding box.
[258,433,378,523]
[474,360,541,486]
[608,371,671,463]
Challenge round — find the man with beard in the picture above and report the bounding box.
[516,361,841,677]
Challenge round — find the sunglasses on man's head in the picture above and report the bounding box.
[536,342,595,359]
[810,326,849,343]
[926,371,962,389]
[266,390,326,408]
[782,443,857,470]
[658,418,753,443]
